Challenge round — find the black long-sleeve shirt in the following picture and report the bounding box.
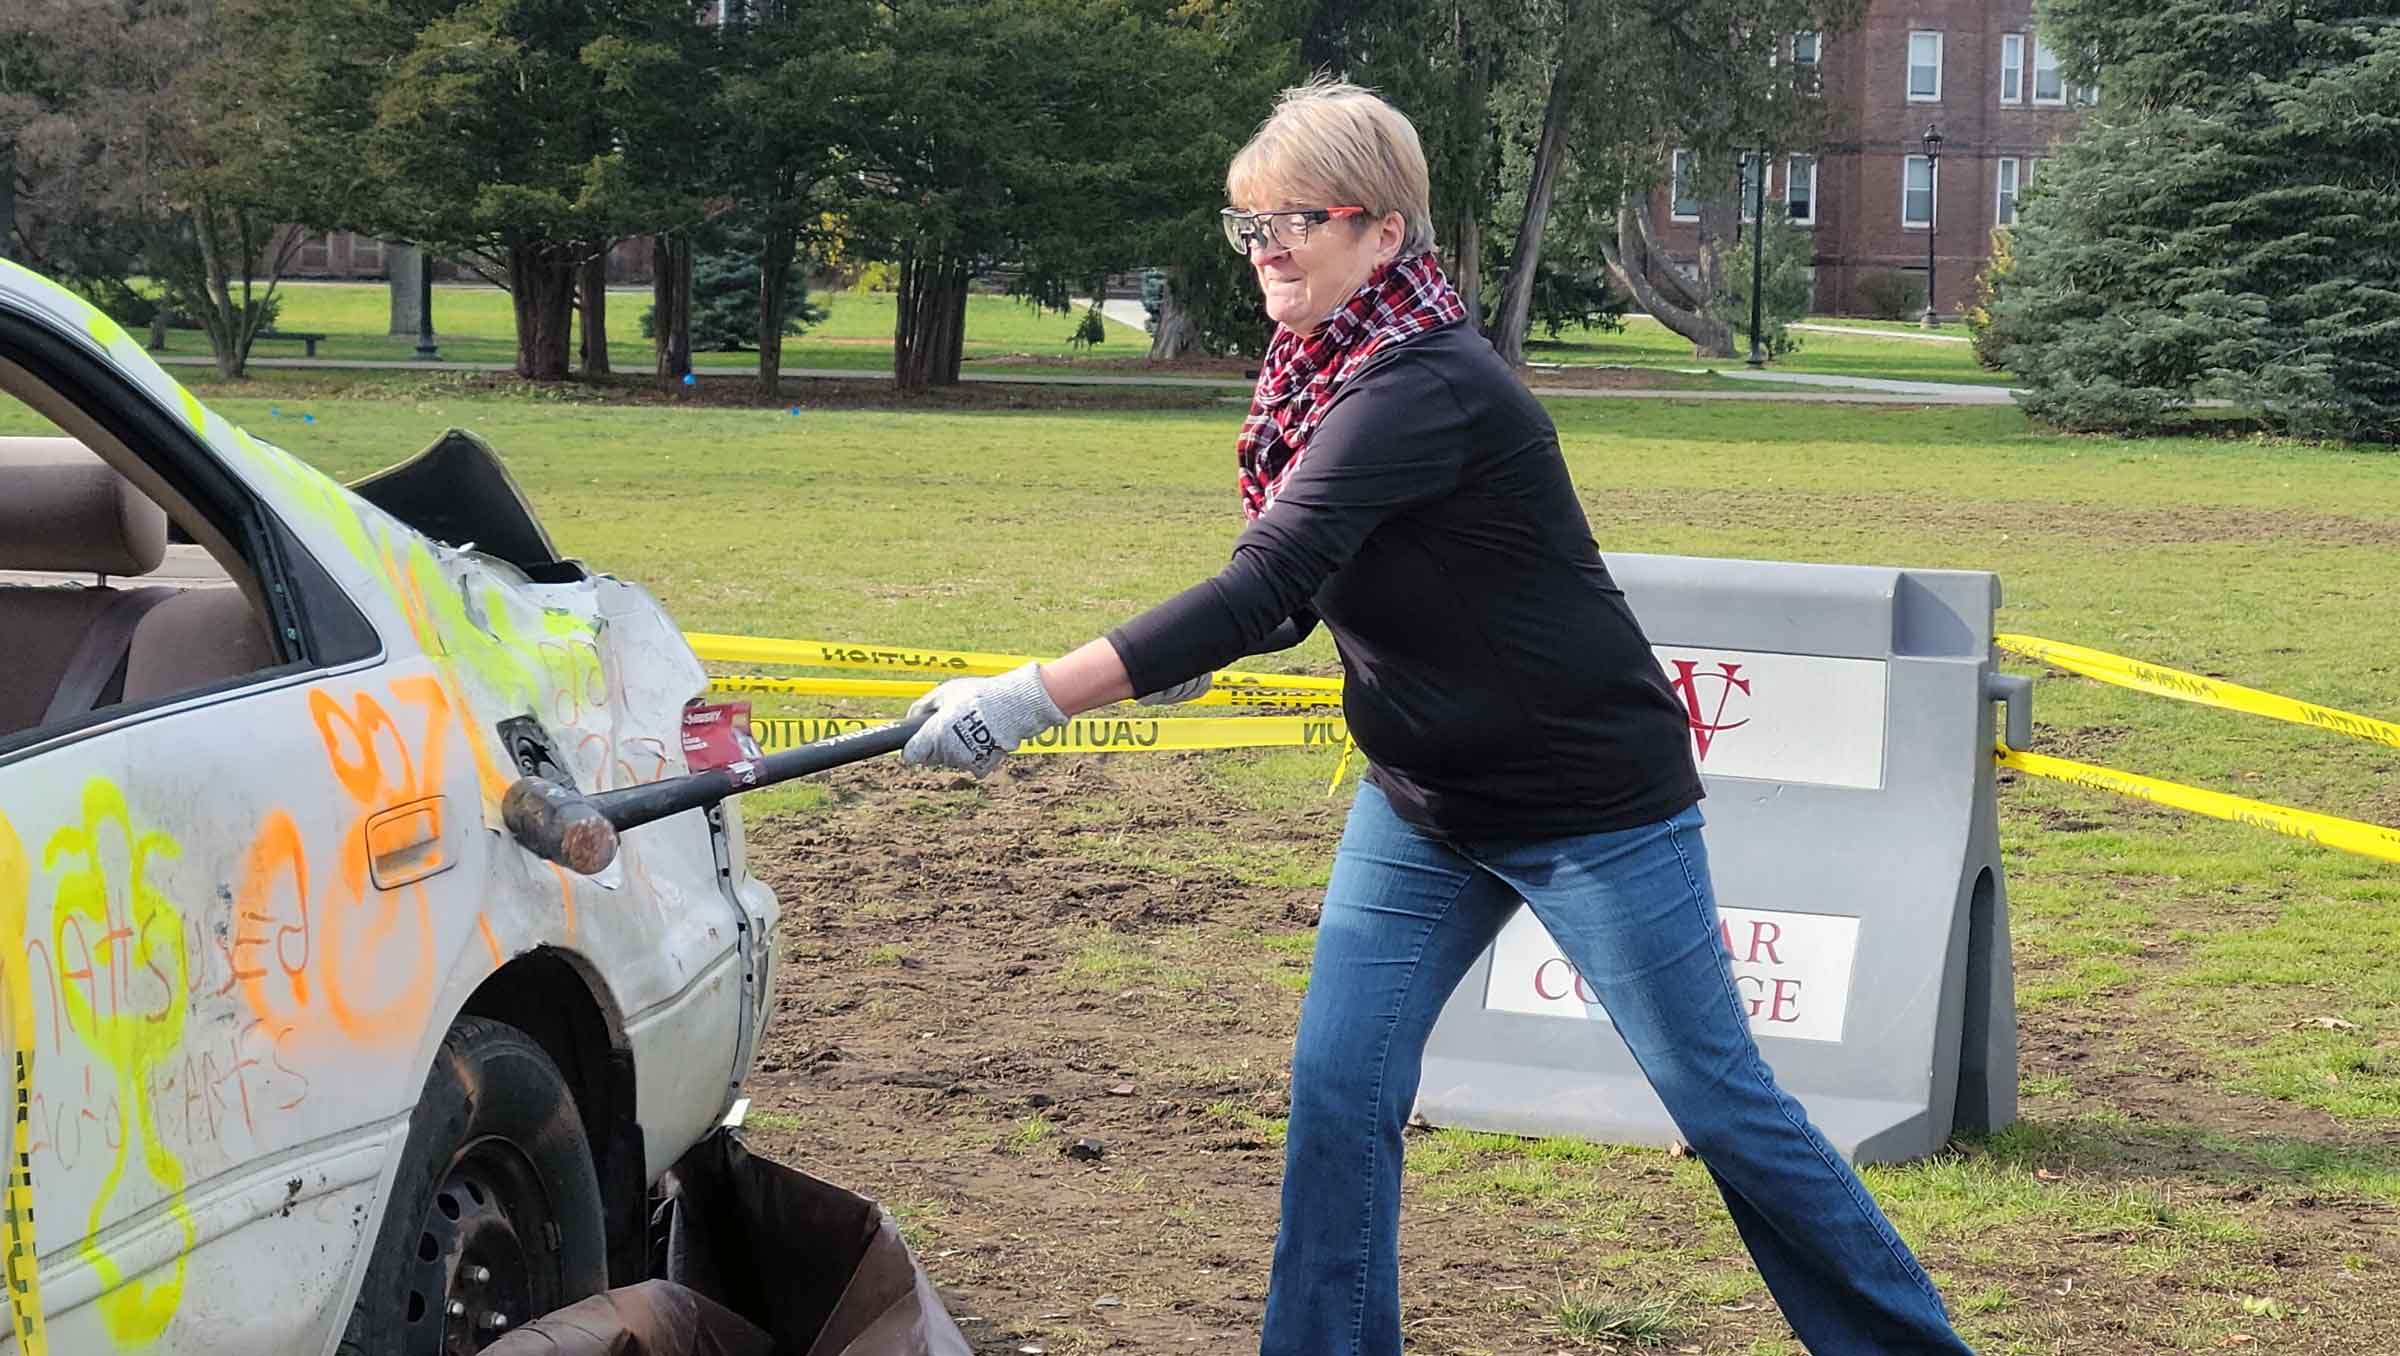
[1107,322,1702,839]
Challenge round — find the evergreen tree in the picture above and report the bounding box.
[1706,204,1812,360]
[1996,2,2400,442]
[643,228,826,352]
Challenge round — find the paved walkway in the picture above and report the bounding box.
[1790,321,1973,344]
[155,353,2018,405]
[1703,368,2019,404]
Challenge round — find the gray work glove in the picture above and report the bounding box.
[1133,672,1212,706]
[902,662,1067,778]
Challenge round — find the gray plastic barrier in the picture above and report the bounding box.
[1415,554,2028,1165]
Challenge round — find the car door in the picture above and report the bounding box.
[1,294,458,1353]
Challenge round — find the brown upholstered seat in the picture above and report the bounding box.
[0,435,272,738]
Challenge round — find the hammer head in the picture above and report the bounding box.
[501,776,620,875]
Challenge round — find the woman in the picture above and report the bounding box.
[902,81,1974,1356]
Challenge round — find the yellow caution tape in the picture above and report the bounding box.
[1996,744,2400,866]
[1996,634,2400,752]
[688,632,1030,676]
[751,714,1352,755]
[685,631,1342,694]
[706,671,1343,710]
[711,673,933,701]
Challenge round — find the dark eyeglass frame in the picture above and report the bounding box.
[1220,205,1369,255]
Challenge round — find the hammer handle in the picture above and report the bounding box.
[592,713,931,832]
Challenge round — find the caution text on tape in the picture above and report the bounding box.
[707,671,1343,709]
[1996,744,2400,866]
[1997,634,2400,751]
[751,714,1352,755]
[687,631,1342,695]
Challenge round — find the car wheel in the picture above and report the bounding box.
[339,1016,608,1356]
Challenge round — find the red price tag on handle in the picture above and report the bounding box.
[682,699,765,780]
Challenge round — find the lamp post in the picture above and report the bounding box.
[1920,123,1943,328]
[1746,149,1768,368]
[414,246,441,362]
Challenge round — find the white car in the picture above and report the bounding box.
[0,259,779,1355]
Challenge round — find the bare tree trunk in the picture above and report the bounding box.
[579,251,611,378]
[651,234,692,385]
[1451,213,1482,331]
[1148,266,1203,360]
[509,241,578,380]
[757,223,796,399]
[192,197,246,379]
[1448,4,1489,332]
[1689,182,1737,358]
[894,245,970,391]
[389,243,423,335]
[1600,195,1733,355]
[1491,49,1578,366]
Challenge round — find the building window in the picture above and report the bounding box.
[2075,72,2100,105]
[1995,158,2020,226]
[1787,154,1817,223]
[1671,149,1699,221]
[1791,30,1823,93]
[2033,38,2065,104]
[1739,153,1767,222]
[1903,155,1937,228]
[1908,31,1943,102]
[2000,34,2024,104]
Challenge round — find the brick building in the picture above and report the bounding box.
[285,232,656,284]
[1646,0,2091,318]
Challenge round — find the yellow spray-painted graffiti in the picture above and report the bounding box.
[0,813,47,1356]
[44,781,194,1347]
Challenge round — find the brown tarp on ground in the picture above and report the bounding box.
[478,1281,772,1356]
[486,1130,972,1356]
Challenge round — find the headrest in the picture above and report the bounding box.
[0,436,168,576]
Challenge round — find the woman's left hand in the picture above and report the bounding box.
[902,662,1068,777]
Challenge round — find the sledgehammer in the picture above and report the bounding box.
[502,713,932,875]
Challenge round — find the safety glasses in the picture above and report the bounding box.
[1220,206,1368,255]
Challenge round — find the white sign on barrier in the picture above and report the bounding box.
[1652,647,1889,790]
[1483,905,1863,1043]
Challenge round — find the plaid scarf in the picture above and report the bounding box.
[1236,252,1466,521]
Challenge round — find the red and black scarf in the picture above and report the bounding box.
[1235,252,1467,521]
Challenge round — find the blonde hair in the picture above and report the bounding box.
[1227,79,1437,257]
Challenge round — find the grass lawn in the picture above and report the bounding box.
[4,373,2393,1352]
[160,279,1154,373]
[1526,313,2010,386]
[167,280,2007,388]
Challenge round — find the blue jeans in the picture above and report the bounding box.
[1260,782,1972,1356]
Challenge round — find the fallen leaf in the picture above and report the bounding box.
[2295,1016,2360,1031]
[2217,1334,2254,1347]
[2035,1168,2064,1182]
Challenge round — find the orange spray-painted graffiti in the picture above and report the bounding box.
[234,679,466,1050]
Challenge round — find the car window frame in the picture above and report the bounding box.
[0,309,385,766]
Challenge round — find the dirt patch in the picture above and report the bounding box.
[1519,364,1717,391]
[739,756,2400,1355]
[962,352,1258,379]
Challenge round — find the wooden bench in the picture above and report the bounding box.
[256,330,330,357]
